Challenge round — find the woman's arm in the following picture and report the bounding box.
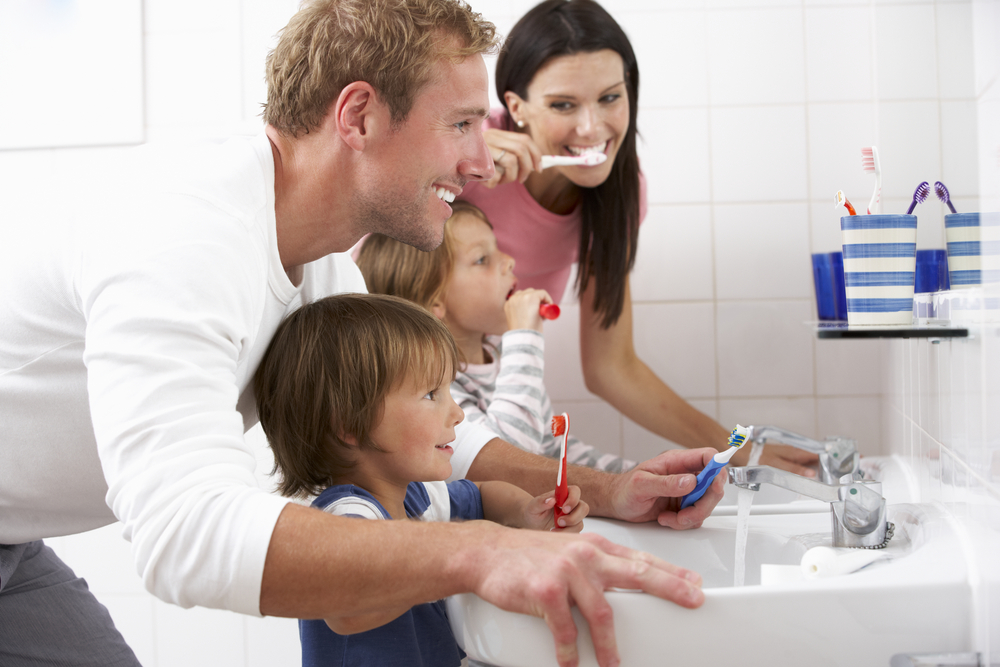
[577,277,818,475]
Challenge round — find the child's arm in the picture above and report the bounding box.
[475,481,588,532]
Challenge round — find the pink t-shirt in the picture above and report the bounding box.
[460,108,647,303]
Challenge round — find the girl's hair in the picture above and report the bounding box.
[263,0,498,137]
[253,293,459,498]
[495,0,640,328]
[355,200,491,311]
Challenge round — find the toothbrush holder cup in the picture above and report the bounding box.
[944,212,1000,288]
[841,214,918,326]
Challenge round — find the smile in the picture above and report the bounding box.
[435,187,456,203]
[566,141,609,156]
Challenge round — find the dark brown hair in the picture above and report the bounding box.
[263,0,498,136]
[253,293,459,498]
[495,0,640,328]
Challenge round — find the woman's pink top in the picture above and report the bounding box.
[460,108,647,303]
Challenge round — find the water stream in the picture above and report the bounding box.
[733,442,764,587]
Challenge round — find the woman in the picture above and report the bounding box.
[459,0,814,474]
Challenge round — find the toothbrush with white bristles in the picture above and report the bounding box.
[540,153,607,169]
[680,425,749,510]
[906,181,929,214]
[861,146,881,214]
[551,414,570,524]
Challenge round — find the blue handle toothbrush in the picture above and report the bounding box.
[680,425,750,509]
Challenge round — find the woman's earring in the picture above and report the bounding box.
[516,119,525,129]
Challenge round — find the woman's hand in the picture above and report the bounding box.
[504,288,553,332]
[523,485,588,532]
[484,128,543,188]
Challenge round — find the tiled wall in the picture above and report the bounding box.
[2,0,995,666]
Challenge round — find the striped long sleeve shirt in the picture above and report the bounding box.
[451,330,636,474]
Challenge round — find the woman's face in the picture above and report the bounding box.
[507,49,630,189]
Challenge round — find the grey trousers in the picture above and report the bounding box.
[0,541,142,666]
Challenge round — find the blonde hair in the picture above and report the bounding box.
[253,293,459,498]
[356,200,490,310]
[264,0,498,136]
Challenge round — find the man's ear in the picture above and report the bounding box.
[333,81,386,152]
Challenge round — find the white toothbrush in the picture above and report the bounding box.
[540,153,607,169]
[861,146,881,214]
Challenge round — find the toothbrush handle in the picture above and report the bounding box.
[680,458,726,510]
[539,303,560,320]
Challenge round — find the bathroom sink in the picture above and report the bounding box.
[448,498,973,667]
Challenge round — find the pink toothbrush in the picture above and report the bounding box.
[540,153,607,169]
[861,146,881,214]
[551,413,570,525]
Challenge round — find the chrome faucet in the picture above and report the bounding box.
[728,465,894,549]
[746,425,860,485]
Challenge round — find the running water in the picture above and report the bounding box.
[733,441,764,587]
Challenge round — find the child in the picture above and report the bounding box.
[253,292,587,667]
[356,201,637,474]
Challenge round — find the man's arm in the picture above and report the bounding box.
[465,438,725,529]
[259,502,704,667]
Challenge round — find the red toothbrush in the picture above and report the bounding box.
[539,303,561,320]
[551,413,570,525]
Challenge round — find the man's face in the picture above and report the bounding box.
[353,53,494,252]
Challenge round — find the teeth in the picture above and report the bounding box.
[567,142,607,156]
[435,187,455,203]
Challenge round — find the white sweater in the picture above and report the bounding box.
[0,133,493,615]
[452,331,635,473]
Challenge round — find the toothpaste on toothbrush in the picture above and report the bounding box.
[679,424,750,510]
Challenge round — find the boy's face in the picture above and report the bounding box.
[440,213,517,339]
[365,363,465,485]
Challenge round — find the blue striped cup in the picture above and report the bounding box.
[841,214,918,325]
[944,212,1000,288]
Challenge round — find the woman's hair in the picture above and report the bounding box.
[495,0,640,328]
[253,293,459,498]
[355,200,491,311]
[263,0,498,137]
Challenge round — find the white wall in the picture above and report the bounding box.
[1,0,995,665]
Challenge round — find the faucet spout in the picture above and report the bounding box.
[727,465,893,549]
[746,425,860,484]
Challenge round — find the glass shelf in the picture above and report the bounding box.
[813,321,969,339]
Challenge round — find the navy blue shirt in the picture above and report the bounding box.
[300,480,483,667]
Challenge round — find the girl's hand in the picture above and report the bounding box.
[484,128,543,188]
[505,288,554,332]
[524,485,588,532]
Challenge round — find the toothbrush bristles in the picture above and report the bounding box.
[914,181,929,203]
[551,414,568,437]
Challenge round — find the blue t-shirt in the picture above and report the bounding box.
[300,480,483,667]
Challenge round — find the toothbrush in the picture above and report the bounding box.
[861,146,881,214]
[835,190,857,216]
[680,425,750,510]
[935,181,957,213]
[539,303,561,320]
[551,413,570,525]
[540,153,607,169]
[906,181,929,214]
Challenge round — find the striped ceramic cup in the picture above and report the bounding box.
[841,214,918,325]
[944,212,1000,288]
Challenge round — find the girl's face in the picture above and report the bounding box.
[506,49,630,189]
[439,213,517,340]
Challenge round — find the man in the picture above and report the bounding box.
[0,1,722,666]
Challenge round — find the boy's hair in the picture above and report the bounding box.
[263,0,498,137]
[253,292,460,498]
[356,200,490,310]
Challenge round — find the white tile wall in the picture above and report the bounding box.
[3,0,996,664]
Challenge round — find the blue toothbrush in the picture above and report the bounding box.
[680,425,750,509]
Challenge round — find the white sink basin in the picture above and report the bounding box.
[448,495,973,667]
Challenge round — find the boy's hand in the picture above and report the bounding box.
[524,485,588,532]
[504,288,554,332]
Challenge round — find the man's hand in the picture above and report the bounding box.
[465,525,704,667]
[730,442,818,477]
[604,448,725,529]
